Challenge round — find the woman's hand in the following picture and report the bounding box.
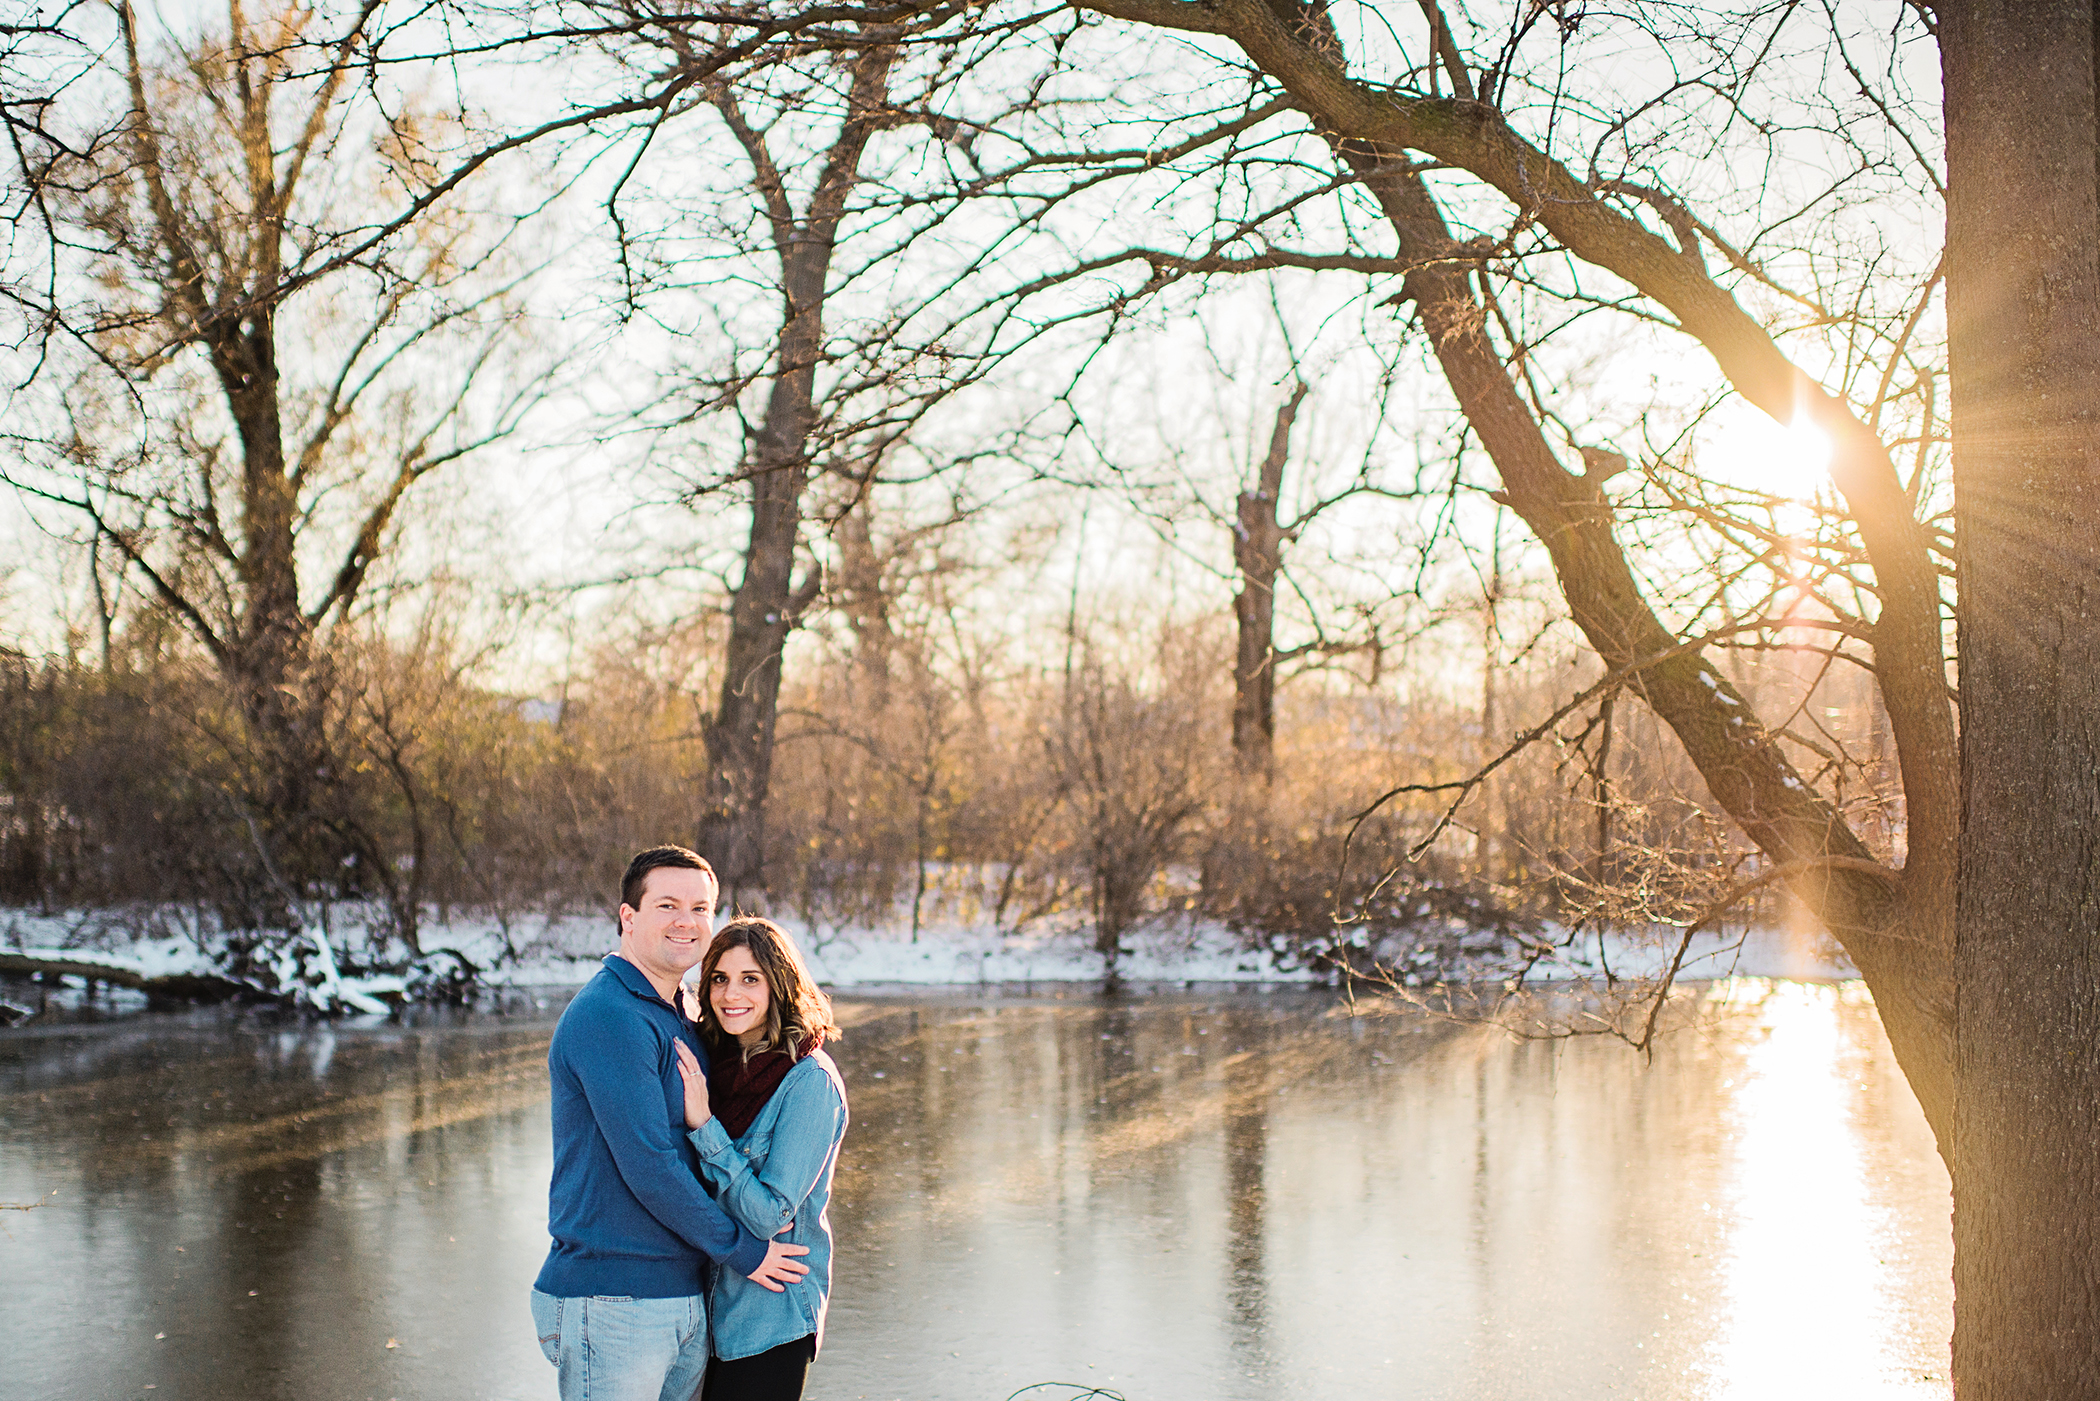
[673,1039,712,1130]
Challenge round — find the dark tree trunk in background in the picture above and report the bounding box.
[1231,381,1307,777]
[700,385,815,895]
[1941,3,2100,1392]
[696,43,898,898]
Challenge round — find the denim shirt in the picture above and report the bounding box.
[688,1047,848,1361]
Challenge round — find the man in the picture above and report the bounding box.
[531,845,809,1401]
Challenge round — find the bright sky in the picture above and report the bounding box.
[0,0,1946,694]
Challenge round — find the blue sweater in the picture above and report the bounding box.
[534,955,770,1298]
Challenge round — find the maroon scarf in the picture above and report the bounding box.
[709,1032,821,1139]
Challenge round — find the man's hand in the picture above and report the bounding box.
[746,1239,810,1293]
[672,1039,712,1130]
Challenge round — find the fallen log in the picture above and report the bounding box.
[0,951,252,1003]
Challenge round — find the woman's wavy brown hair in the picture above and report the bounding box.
[695,917,840,1060]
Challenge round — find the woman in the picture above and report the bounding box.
[672,917,847,1401]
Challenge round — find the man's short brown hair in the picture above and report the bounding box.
[620,845,716,912]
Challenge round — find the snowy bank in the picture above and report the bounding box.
[0,906,1324,996]
[1,905,1855,1016]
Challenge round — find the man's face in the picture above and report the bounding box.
[617,866,718,993]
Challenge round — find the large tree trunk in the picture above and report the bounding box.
[221,310,327,876]
[1231,381,1307,777]
[698,364,818,894]
[696,43,898,897]
[1941,3,2100,1392]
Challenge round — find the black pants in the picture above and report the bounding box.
[701,1335,816,1401]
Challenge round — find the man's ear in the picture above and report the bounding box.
[617,904,635,939]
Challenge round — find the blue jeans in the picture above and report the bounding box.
[531,1289,709,1401]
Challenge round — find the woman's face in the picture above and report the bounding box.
[708,944,772,1048]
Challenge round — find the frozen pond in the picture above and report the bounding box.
[0,981,1950,1401]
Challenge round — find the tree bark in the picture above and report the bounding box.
[697,42,899,896]
[1231,381,1307,777]
[700,377,817,894]
[1941,3,2100,1392]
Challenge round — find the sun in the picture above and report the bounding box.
[1774,416,1834,498]
[1698,406,1834,500]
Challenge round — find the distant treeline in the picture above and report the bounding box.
[0,611,1787,987]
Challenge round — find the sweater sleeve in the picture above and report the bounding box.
[569,1003,771,1279]
[688,1064,846,1237]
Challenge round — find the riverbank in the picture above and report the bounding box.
[0,904,1857,1022]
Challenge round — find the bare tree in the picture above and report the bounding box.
[1043,0,1946,1115]
[1230,379,1308,777]
[1028,0,2089,1385]
[2,0,541,918]
[587,4,1179,899]
[1049,637,1216,989]
[687,36,902,898]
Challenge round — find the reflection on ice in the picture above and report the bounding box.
[0,983,1952,1401]
[1705,981,1950,1399]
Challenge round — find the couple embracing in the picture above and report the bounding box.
[531,845,849,1401]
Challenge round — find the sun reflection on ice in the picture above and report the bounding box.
[1703,981,1948,1400]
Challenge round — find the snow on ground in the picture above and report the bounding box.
[1,904,1856,997]
[1537,923,1858,983]
[792,921,1319,987]
[0,907,1321,991]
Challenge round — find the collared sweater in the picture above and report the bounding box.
[534,955,769,1298]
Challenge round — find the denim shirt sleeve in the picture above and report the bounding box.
[570,1001,770,1278]
[688,1061,846,1237]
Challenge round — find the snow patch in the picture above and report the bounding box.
[4,907,1319,993]
[1528,924,1857,982]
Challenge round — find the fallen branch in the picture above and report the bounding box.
[0,950,256,1003]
